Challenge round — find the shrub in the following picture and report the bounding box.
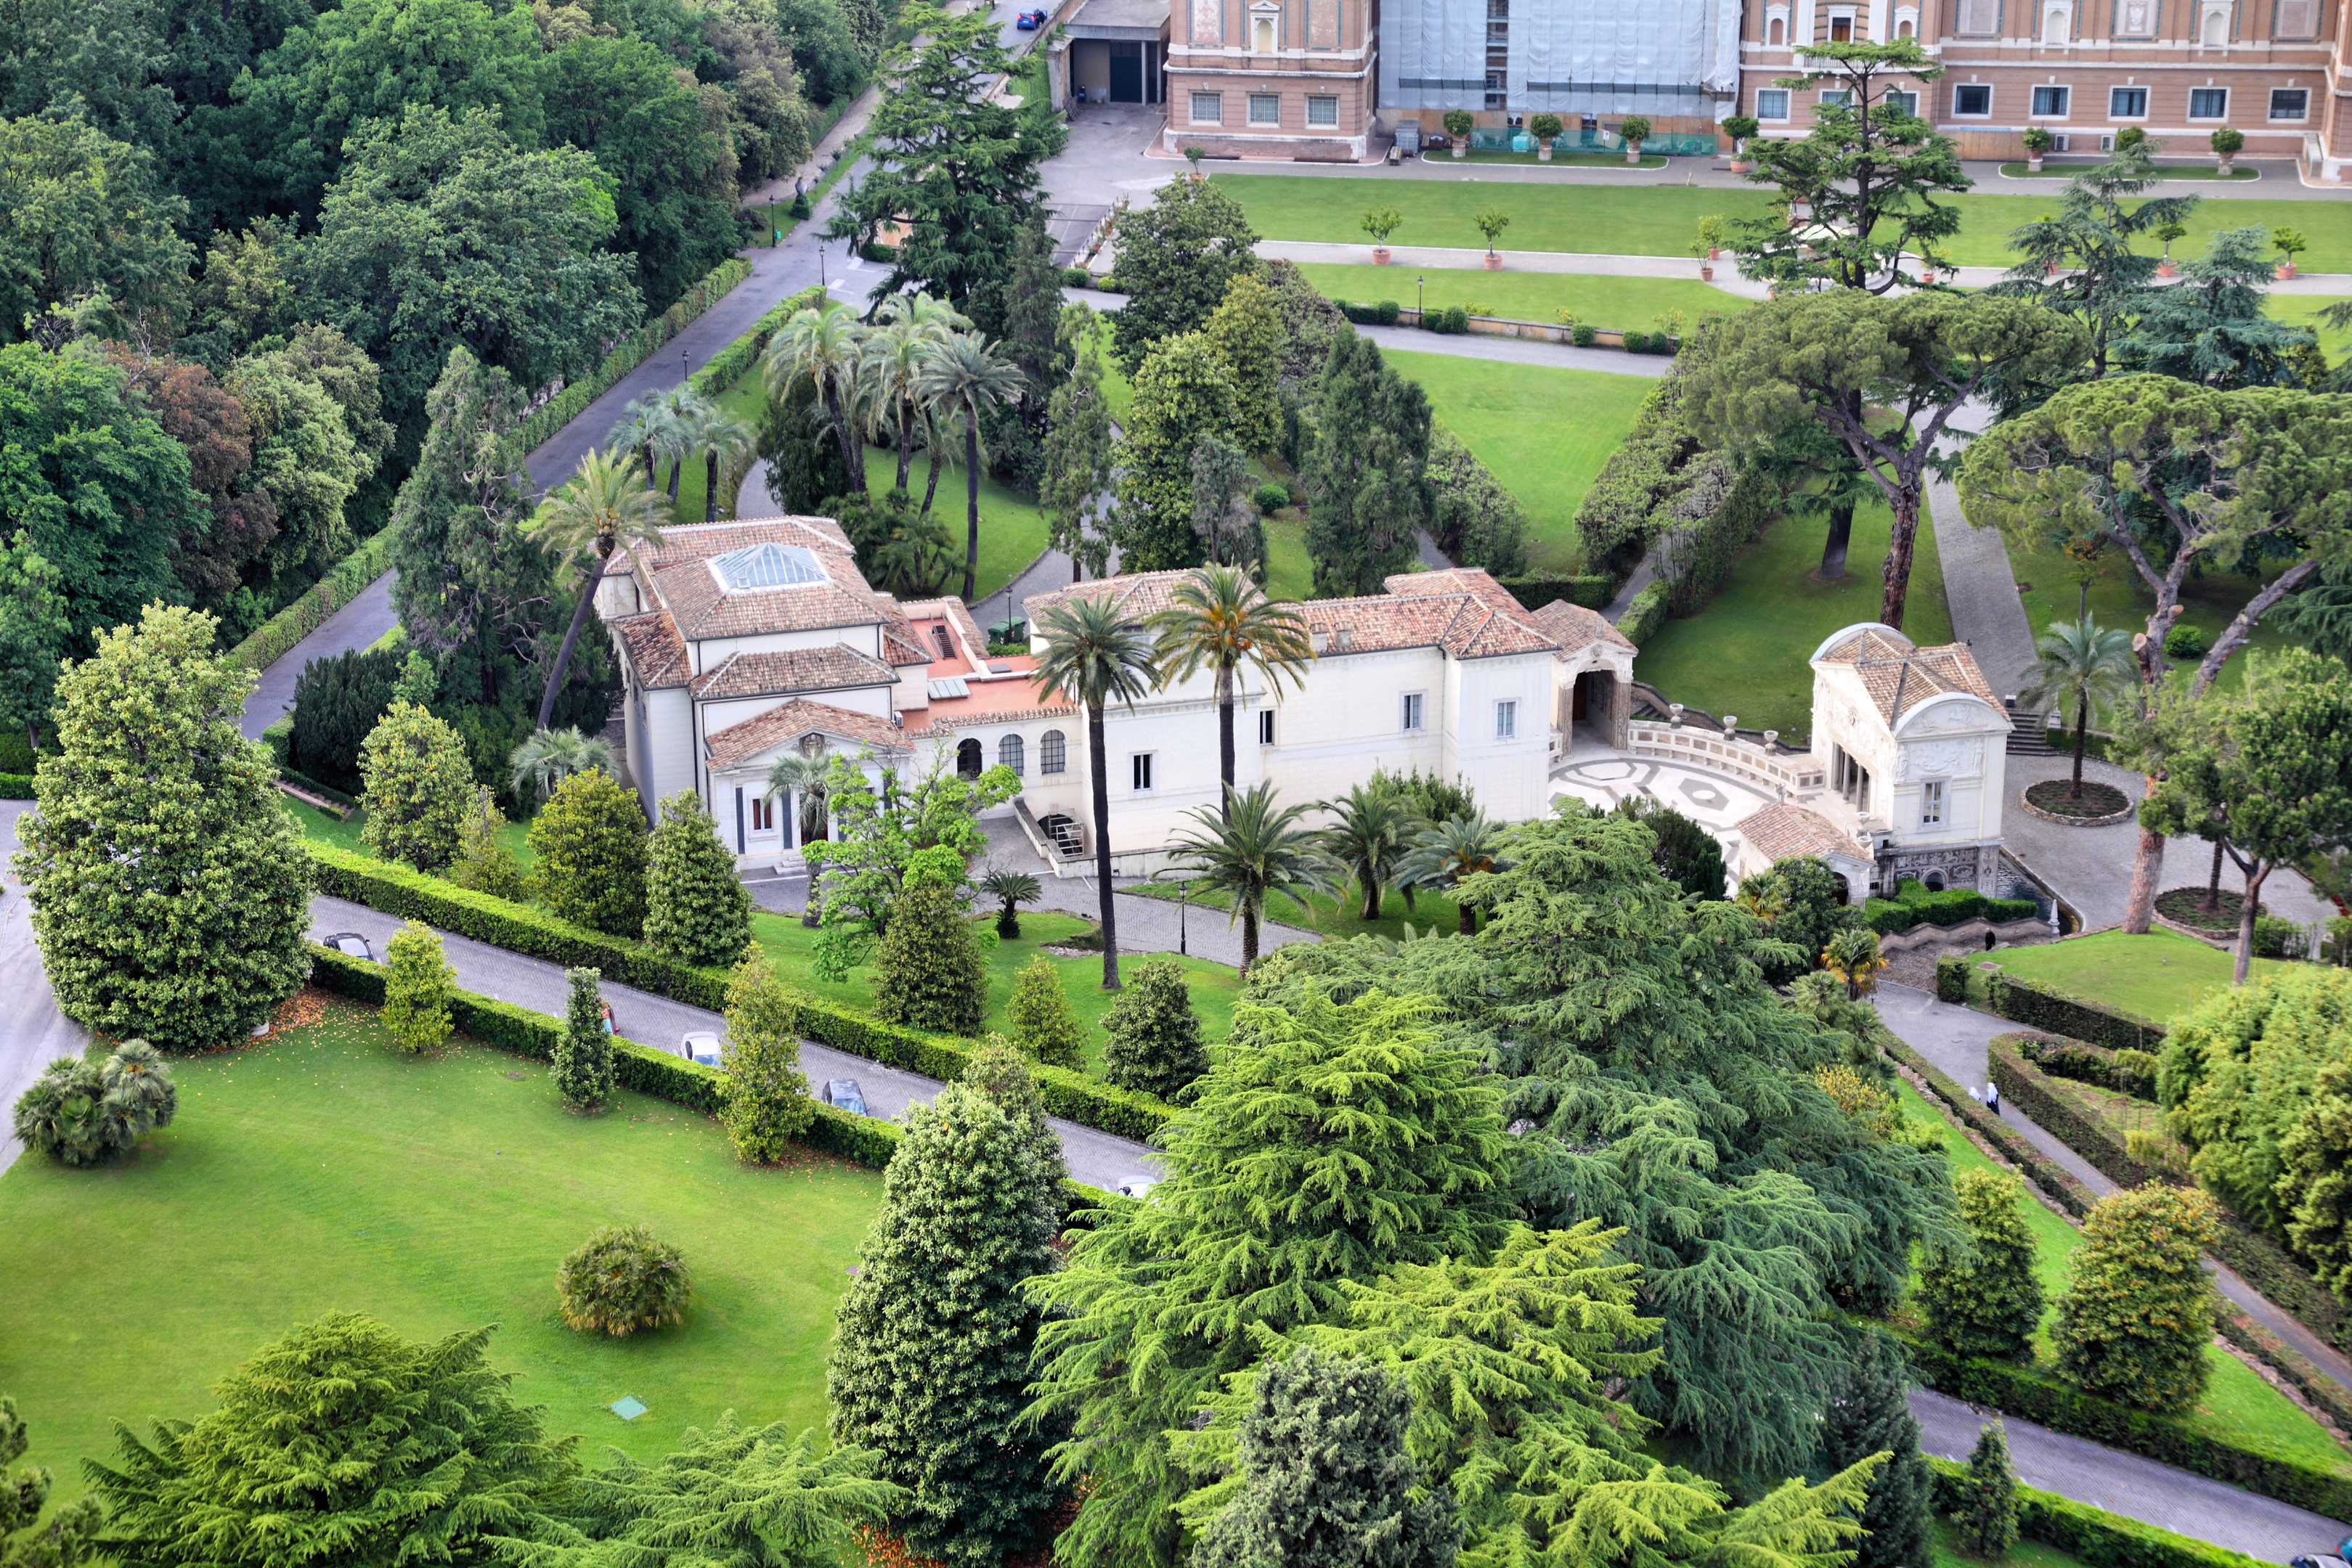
[859,241,894,264]
[873,878,987,1036]
[1442,305,1468,334]
[380,920,455,1055]
[553,967,615,1112]
[1571,324,1596,346]
[2052,1184,2220,1411]
[529,768,650,938]
[1920,1167,2044,1363]
[1006,954,1086,1069]
[288,648,399,795]
[1936,953,1971,1003]
[358,702,473,872]
[1062,266,1091,287]
[556,1225,691,1336]
[11,1040,179,1166]
[1375,299,1400,325]
[1622,331,1649,354]
[1101,955,1210,1102]
[720,960,815,1163]
[1252,482,1290,515]
[1953,1421,2019,1558]
[643,791,753,967]
[2252,912,2303,959]
[1987,971,2164,1053]
[447,787,529,902]
[1616,580,1670,645]
[2162,622,2210,661]
[1861,897,1916,934]
[1441,109,1474,139]
[2212,126,2245,155]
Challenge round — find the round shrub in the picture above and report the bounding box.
[1252,483,1291,515]
[556,1225,691,1336]
[1375,299,1400,325]
[2162,621,2210,661]
[1571,324,1597,346]
[359,702,474,871]
[1062,266,1091,288]
[529,768,650,937]
[1623,331,1650,354]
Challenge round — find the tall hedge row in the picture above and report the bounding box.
[1924,1460,2266,1568]
[1656,456,1773,616]
[517,257,753,452]
[1987,971,2167,1053]
[1571,373,1698,573]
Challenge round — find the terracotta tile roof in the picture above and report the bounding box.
[690,645,898,701]
[1020,569,1205,625]
[905,682,1078,732]
[882,627,935,667]
[618,518,887,642]
[704,698,909,770]
[1529,599,1636,654]
[1813,626,2002,724]
[612,611,690,689]
[1736,804,1865,865]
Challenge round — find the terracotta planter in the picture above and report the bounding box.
[1452,144,1467,159]
[1537,145,1553,161]
[2157,258,2177,277]
[1372,247,1391,265]
[1730,157,1751,173]
[2218,156,2235,175]
[1483,253,1502,269]
[2279,261,2298,279]
[1699,263,1714,281]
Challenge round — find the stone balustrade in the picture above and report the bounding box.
[1627,719,1829,796]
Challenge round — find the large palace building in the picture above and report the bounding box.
[1047,0,2351,179]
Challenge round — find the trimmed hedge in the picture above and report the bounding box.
[1936,952,1970,1003]
[1880,1032,2095,1219]
[2014,1034,2159,1101]
[1573,373,1697,572]
[224,528,398,674]
[685,284,825,401]
[307,844,1178,1145]
[1864,897,1919,934]
[2217,1304,2352,1437]
[278,766,358,810]
[1335,299,1401,327]
[0,772,29,799]
[518,258,752,452]
[1926,1459,2267,1568]
[1498,573,1614,613]
[1900,1331,2352,1521]
[1990,1034,2163,1189]
[1987,968,2167,1053]
[1654,457,1772,617]
[1616,580,1670,646]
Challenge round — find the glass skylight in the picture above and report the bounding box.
[709,542,826,592]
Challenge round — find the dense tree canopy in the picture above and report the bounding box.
[0,113,192,342]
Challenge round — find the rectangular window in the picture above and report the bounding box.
[2109,86,2149,118]
[1258,709,1275,744]
[1401,693,1425,732]
[1818,88,1852,107]
[1756,87,1791,118]
[2031,84,2070,117]
[1189,91,1223,123]
[1495,700,1518,739]
[2271,87,2310,120]
[1306,94,1338,126]
[1953,83,1993,115]
[1956,0,2001,31]
[1131,753,1155,791]
[2276,0,2319,33]
[1921,779,1945,827]
[751,795,775,833]
[1248,93,1281,125]
[2189,86,2229,118]
[1882,88,1918,115]
[1829,11,1854,36]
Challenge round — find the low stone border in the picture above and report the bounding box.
[2018,783,2136,828]
[2151,909,2239,952]
[1879,913,2053,957]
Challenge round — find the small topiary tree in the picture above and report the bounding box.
[358,701,474,871]
[1006,953,1086,1069]
[1952,1421,2019,1559]
[1528,111,1562,147]
[1473,205,1511,258]
[1441,109,1474,142]
[529,769,650,937]
[11,1040,179,1167]
[1723,113,1759,160]
[380,920,455,1056]
[644,791,753,966]
[2051,1183,2219,1410]
[1100,955,1209,1102]
[556,1225,691,1336]
[1821,1329,1932,1568]
[1918,1167,2045,1363]
[1617,114,1651,163]
[2211,124,2243,171]
[553,967,615,1113]
[872,875,987,1036]
[448,785,529,902]
[719,959,814,1164]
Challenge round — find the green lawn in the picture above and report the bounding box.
[1893,1077,2351,1475]
[1929,1515,2086,1568]
[858,445,1051,605]
[1633,500,1955,740]
[1129,879,1470,944]
[0,1003,882,1504]
[1292,264,1748,335]
[1983,927,2294,1026]
[1385,351,1653,576]
[1996,160,2262,183]
[282,795,535,869]
[2273,294,2352,356]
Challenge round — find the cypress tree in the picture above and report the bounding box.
[1099,955,1209,1103]
[1301,333,1431,597]
[718,960,813,1164]
[1006,954,1086,1069]
[553,968,614,1112]
[872,876,986,1036]
[1918,1167,2045,1363]
[1192,1348,1458,1568]
[1953,1421,2019,1559]
[2051,1183,2220,1411]
[828,1078,1065,1566]
[381,920,455,1055]
[643,791,753,967]
[1820,1329,1932,1568]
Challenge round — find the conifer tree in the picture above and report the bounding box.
[829,1079,1065,1566]
[554,967,615,1112]
[381,920,455,1055]
[1953,1421,2019,1559]
[643,791,753,966]
[2051,1183,2219,1410]
[1099,955,1209,1103]
[872,875,987,1036]
[1918,1167,2045,1363]
[1203,273,1282,458]
[719,960,813,1163]
[1301,334,1431,597]
[1006,954,1086,1069]
[1,1392,102,1568]
[1820,1329,1932,1568]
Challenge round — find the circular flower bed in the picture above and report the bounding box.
[2154,886,2259,936]
[557,1225,691,1336]
[2022,778,2132,824]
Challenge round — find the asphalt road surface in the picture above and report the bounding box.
[0,801,87,1171]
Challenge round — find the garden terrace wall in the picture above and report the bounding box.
[1924,1459,2267,1568]
[1987,969,2167,1053]
[307,845,1178,1145]
[517,257,753,452]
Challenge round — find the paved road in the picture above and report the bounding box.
[0,802,87,1173]
[240,573,399,740]
[306,894,1165,1193]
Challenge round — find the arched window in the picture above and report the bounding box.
[998,733,1026,775]
[1897,16,1913,33]
[1924,870,1948,891]
[1767,15,1784,43]
[1039,729,1067,773]
[956,738,982,777]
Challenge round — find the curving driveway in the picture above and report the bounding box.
[0,802,88,1172]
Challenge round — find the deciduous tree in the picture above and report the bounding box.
[2051,1184,2220,1411]
[644,790,754,967]
[531,769,651,937]
[804,746,1019,978]
[0,113,192,341]
[1040,309,1115,580]
[1114,332,1238,574]
[1099,954,1208,1102]
[358,701,476,871]
[0,530,68,756]
[1107,177,1258,377]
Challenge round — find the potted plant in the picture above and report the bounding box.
[1183,144,1207,179]
[1474,205,1511,269]
[2274,224,2307,279]
[1443,109,1474,158]
[2021,124,2053,173]
[1696,213,1728,261]
[2211,124,2243,175]
[1529,112,1562,162]
[1724,113,1759,173]
[2115,124,2149,153]
[1692,239,1714,281]
[1362,204,1401,265]
[2154,219,2186,277]
[1619,115,1651,165]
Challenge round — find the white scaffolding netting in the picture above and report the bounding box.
[1381,0,1735,116]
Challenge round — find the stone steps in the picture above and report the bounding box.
[2007,711,2058,756]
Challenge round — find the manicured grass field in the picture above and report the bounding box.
[1933,192,2352,271]
[1130,879,1470,944]
[1995,160,2263,182]
[1892,1077,2351,1474]
[2272,293,2352,356]
[1982,927,2292,1026]
[0,1001,882,1503]
[282,795,536,868]
[1291,264,1748,334]
[1383,350,1653,575]
[1632,501,1955,739]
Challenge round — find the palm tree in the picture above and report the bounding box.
[1319,781,1412,921]
[609,393,686,494]
[1167,783,1334,974]
[766,751,834,927]
[867,295,969,494]
[1033,592,1160,988]
[2019,616,2137,800]
[532,447,668,730]
[1733,868,1790,926]
[1148,565,1314,816]
[915,332,1028,601]
[691,409,758,522]
[762,306,868,495]
[978,865,1043,938]
[651,385,717,501]
[1822,926,1889,1001]
[1395,812,1513,935]
[510,727,617,800]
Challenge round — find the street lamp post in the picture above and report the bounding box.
[1179,879,1188,956]
[1417,274,1424,322]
